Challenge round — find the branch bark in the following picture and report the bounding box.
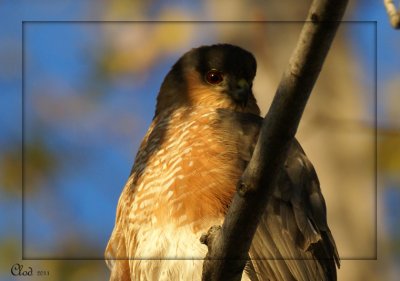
[384,0,400,29]
[200,1,348,280]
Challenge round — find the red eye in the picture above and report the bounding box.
[205,70,224,85]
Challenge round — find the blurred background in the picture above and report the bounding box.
[0,0,398,280]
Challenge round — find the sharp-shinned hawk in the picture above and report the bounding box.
[105,44,339,281]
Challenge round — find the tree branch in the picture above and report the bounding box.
[200,1,348,280]
[384,0,400,29]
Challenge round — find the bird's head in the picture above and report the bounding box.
[155,44,260,116]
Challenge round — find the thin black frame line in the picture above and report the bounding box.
[23,257,379,261]
[22,20,26,261]
[373,20,378,261]
[20,20,377,24]
[21,20,378,261]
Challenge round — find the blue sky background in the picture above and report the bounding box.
[0,0,399,280]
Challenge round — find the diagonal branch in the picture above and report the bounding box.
[384,0,400,29]
[200,1,348,280]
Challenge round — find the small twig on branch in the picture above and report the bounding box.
[384,0,400,29]
[200,0,348,281]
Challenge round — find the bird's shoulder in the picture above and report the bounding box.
[213,109,339,281]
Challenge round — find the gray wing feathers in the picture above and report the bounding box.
[250,141,339,281]
[249,139,339,281]
[216,109,339,281]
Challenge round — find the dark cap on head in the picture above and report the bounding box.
[156,44,259,116]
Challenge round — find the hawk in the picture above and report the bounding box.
[105,44,339,281]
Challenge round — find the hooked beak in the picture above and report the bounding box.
[230,78,252,107]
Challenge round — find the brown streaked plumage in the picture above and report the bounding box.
[105,44,339,281]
